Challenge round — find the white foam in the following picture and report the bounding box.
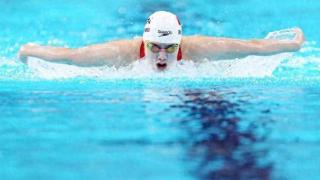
[26,53,290,80]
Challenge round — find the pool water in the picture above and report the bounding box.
[1,0,320,179]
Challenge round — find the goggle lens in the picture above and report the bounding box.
[147,43,178,54]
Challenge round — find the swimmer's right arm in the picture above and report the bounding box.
[19,38,141,67]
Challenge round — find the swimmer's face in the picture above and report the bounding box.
[144,41,179,71]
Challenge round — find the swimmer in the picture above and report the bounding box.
[19,11,304,71]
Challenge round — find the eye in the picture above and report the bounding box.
[151,45,160,53]
[147,43,161,53]
[166,45,178,53]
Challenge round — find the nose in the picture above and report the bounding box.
[157,49,167,62]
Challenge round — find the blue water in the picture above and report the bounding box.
[1,0,320,179]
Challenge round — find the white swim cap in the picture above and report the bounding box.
[143,11,182,44]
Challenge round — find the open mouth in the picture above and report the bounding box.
[156,62,167,70]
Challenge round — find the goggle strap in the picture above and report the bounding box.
[140,41,145,58]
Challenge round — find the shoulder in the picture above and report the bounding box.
[181,35,220,51]
[181,35,235,60]
[181,36,218,59]
[102,37,143,58]
[182,35,219,43]
[123,37,143,60]
[102,37,142,48]
[95,37,143,61]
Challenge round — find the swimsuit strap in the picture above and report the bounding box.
[139,41,182,61]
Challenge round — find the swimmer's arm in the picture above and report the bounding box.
[18,38,142,67]
[183,28,304,60]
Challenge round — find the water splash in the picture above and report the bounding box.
[22,55,284,80]
[0,52,313,81]
[1,41,319,81]
[2,27,317,81]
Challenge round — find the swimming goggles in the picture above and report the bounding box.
[146,42,179,54]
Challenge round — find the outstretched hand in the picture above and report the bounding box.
[292,27,305,47]
[265,27,305,51]
[18,43,39,64]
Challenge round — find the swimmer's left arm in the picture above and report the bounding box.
[182,27,304,60]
